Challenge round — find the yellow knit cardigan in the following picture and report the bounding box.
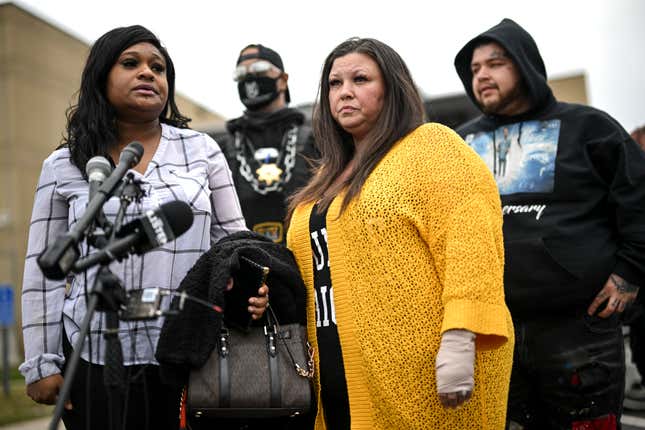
[287,123,514,429]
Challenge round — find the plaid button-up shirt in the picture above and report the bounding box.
[19,124,247,385]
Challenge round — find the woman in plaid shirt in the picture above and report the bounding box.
[19,25,265,430]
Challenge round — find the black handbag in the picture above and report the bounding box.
[184,304,314,420]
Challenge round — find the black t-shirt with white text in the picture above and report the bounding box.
[310,203,350,429]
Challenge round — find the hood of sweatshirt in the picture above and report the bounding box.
[454,18,555,118]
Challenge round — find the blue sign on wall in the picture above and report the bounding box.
[0,285,14,327]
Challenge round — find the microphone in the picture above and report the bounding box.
[85,156,113,248]
[102,142,144,200]
[37,142,144,279]
[86,156,112,201]
[72,200,194,273]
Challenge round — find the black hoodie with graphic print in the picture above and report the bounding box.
[454,18,645,317]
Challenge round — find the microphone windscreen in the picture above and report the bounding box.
[120,141,144,166]
[114,200,195,254]
[159,200,194,238]
[86,156,112,179]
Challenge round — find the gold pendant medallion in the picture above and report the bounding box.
[256,163,283,186]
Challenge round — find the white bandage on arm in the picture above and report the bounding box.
[435,329,476,394]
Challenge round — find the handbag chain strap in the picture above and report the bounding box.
[267,305,314,379]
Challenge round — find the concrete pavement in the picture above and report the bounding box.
[0,417,63,430]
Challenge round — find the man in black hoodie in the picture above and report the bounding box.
[216,44,317,244]
[454,18,645,429]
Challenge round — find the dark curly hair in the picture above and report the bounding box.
[62,25,190,176]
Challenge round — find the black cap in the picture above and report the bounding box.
[236,44,290,103]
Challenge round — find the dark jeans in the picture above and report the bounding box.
[507,312,625,430]
[62,335,181,430]
[626,304,645,380]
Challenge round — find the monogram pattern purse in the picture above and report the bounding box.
[182,257,313,422]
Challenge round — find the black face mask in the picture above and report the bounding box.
[238,76,280,110]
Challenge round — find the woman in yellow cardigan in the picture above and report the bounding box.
[286,37,514,430]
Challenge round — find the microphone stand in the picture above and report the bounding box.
[48,266,127,430]
[49,175,145,430]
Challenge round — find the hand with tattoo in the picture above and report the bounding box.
[587,273,640,318]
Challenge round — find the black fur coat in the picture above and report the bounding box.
[155,231,306,386]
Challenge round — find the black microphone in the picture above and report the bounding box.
[100,142,144,201]
[38,142,144,279]
[72,200,194,273]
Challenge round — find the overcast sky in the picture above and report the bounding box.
[9,0,645,131]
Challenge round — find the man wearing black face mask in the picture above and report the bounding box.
[217,44,317,245]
